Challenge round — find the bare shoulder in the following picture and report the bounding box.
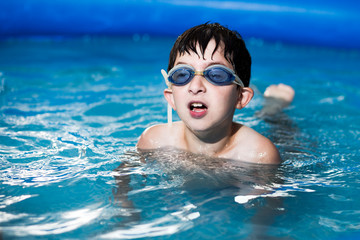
[235,125,281,165]
[136,123,168,149]
[136,122,181,150]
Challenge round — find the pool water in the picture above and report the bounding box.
[0,36,360,239]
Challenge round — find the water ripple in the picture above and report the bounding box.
[2,205,104,237]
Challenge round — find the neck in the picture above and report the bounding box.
[183,122,238,156]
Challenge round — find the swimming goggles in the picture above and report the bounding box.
[164,64,244,87]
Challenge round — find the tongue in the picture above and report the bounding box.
[193,107,205,112]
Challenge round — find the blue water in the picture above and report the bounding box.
[0,36,360,240]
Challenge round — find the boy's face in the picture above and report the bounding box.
[164,39,245,133]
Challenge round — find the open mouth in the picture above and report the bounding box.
[189,102,208,118]
[190,102,207,111]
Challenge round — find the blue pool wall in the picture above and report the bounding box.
[1,0,360,49]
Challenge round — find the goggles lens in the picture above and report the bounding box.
[167,64,244,87]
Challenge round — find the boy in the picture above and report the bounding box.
[136,23,294,164]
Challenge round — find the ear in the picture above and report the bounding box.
[164,88,176,110]
[236,87,254,110]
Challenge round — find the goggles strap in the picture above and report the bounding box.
[161,69,172,124]
[161,69,171,88]
[167,102,172,124]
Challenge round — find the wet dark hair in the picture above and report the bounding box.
[167,22,251,87]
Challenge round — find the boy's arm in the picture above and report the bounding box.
[112,160,142,224]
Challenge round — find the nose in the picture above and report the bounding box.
[188,74,206,94]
